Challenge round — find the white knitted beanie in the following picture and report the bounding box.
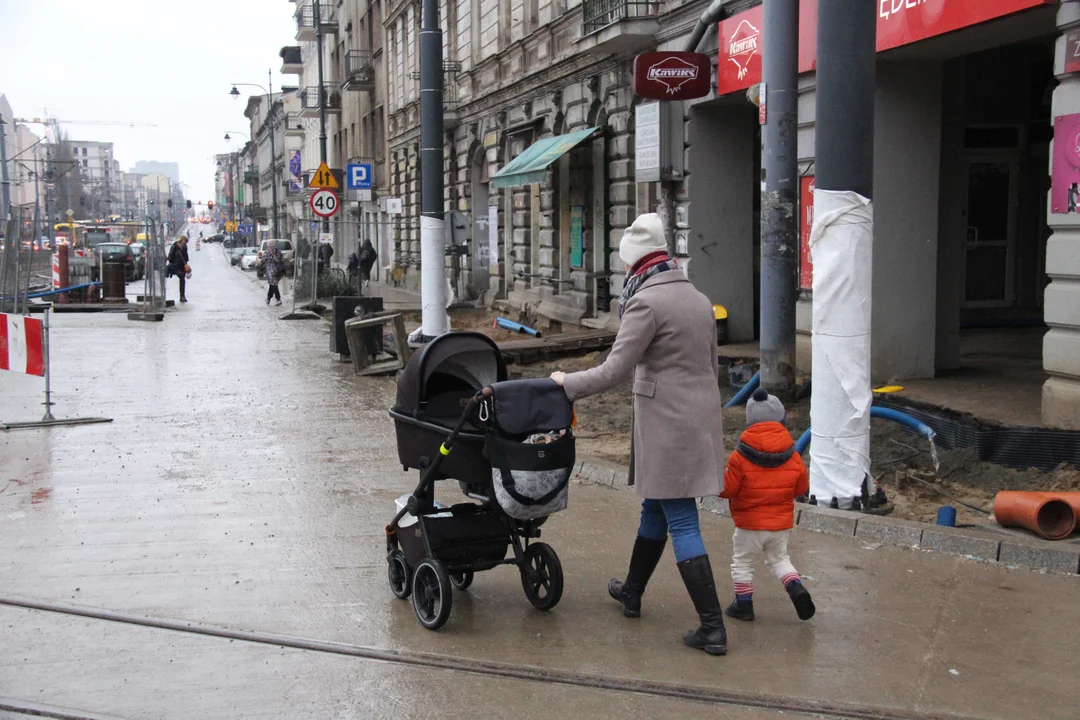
[618,213,668,269]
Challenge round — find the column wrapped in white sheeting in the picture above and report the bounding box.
[808,190,873,507]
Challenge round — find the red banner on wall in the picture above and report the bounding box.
[799,175,815,291]
[718,0,1054,96]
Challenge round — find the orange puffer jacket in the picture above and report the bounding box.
[721,421,809,531]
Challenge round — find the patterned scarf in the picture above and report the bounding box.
[618,253,677,318]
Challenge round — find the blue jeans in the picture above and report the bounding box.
[637,498,707,563]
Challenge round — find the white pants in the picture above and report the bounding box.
[731,528,800,592]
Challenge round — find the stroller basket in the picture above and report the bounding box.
[396,504,509,570]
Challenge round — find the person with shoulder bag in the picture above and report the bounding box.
[168,236,190,303]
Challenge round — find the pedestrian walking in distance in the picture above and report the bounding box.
[263,242,286,306]
[168,236,190,303]
[720,388,815,622]
[550,213,729,656]
[358,238,378,287]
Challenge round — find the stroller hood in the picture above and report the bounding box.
[393,331,507,417]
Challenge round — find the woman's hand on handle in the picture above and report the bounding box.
[550,371,566,387]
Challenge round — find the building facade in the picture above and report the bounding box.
[264,0,1080,428]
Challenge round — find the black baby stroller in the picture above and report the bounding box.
[387,332,575,630]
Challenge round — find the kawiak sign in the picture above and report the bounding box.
[633,52,712,101]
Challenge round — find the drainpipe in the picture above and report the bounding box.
[419,0,448,338]
[760,0,799,400]
[683,0,728,52]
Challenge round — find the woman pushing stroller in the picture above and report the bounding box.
[551,213,729,656]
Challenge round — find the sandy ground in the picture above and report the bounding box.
[516,353,1080,527]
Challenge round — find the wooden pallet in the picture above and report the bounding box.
[497,330,617,365]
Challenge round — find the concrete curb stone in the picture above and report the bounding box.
[998,538,1080,573]
[855,515,925,547]
[920,527,1001,562]
[573,458,1080,575]
[796,505,858,537]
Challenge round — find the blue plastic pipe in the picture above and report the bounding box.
[724,371,760,408]
[494,317,541,337]
[27,282,101,299]
[795,405,935,454]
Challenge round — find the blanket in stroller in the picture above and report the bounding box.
[483,379,575,520]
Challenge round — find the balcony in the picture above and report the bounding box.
[283,112,306,137]
[280,45,303,75]
[299,85,342,117]
[343,49,376,92]
[294,2,337,42]
[244,169,260,186]
[579,0,659,54]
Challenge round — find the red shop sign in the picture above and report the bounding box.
[718,0,1054,96]
[799,175,815,291]
[633,52,712,101]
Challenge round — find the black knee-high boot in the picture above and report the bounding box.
[608,535,667,618]
[677,555,728,656]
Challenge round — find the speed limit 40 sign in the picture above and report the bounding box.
[310,189,340,218]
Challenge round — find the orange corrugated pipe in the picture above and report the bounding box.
[993,492,1076,540]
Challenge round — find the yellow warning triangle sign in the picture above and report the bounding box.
[309,162,339,189]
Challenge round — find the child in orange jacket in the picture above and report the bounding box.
[720,388,815,621]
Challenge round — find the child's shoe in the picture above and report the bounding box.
[724,598,755,621]
[785,580,815,620]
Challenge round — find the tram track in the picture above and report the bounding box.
[0,594,975,720]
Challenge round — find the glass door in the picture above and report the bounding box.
[963,158,1018,308]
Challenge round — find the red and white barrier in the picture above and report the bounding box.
[0,313,45,377]
[52,254,60,288]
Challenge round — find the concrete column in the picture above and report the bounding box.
[870,61,943,381]
[686,104,757,342]
[1043,1,1080,429]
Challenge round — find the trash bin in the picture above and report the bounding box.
[101,262,128,304]
[332,296,384,356]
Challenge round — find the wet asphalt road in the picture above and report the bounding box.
[2,226,1079,719]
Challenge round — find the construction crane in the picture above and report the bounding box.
[14,115,156,143]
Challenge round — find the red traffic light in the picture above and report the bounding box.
[207,201,214,210]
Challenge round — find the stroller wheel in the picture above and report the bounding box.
[388,551,412,600]
[449,571,474,590]
[520,543,564,611]
[411,558,453,630]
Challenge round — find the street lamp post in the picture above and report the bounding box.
[230,70,281,237]
[224,131,249,234]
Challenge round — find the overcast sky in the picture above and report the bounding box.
[0,0,296,202]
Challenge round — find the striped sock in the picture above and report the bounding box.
[733,582,753,601]
[782,573,801,588]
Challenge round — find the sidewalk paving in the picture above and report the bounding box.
[1,246,1076,719]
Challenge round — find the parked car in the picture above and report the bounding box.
[230,246,255,266]
[91,242,136,282]
[129,244,147,280]
[240,247,260,271]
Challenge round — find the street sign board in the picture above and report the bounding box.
[635,103,662,183]
[632,52,711,101]
[319,232,334,245]
[347,163,373,190]
[310,189,340,218]
[309,162,339,189]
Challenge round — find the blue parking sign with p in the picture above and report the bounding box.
[347,163,372,190]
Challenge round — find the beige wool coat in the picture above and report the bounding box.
[562,272,725,499]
